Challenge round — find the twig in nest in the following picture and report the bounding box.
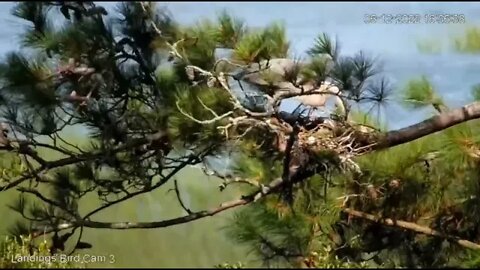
[175,101,233,124]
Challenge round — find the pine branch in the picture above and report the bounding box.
[375,101,480,149]
[218,177,262,191]
[34,154,317,232]
[33,179,278,234]
[273,100,480,152]
[115,37,156,83]
[176,100,234,124]
[0,130,169,191]
[81,150,208,220]
[280,124,300,204]
[16,187,78,219]
[58,179,282,230]
[343,208,480,250]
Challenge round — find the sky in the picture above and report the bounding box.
[1,2,480,129]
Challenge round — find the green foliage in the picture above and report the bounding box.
[232,153,281,184]
[0,235,78,268]
[1,52,56,108]
[180,21,219,69]
[402,76,445,111]
[308,245,370,268]
[168,85,233,146]
[471,84,480,101]
[11,2,59,53]
[463,250,480,268]
[233,22,289,63]
[117,2,178,61]
[300,56,330,85]
[216,11,246,49]
[308,33,339,60]
[226,116,480,268]
[416,25,480,54]
[225,203,312,267]
[453,26,480,53]
[349,110,387,131]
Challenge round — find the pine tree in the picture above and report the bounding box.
[1,2,480,268]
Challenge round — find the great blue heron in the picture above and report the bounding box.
[233,58,345,117]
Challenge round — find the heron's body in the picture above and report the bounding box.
[234,58,346,116]
[293,81,340,107]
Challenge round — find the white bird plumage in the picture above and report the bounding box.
[292,81,344,117]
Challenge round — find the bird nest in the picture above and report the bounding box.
[299,122,377,155]
[297,121,379,173]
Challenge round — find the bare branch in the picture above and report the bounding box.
[197,96,220,117]
[0,130,170,191]
[176,100,234,124]
[376,101,480,149]
[139,2,163,36]
[218,178,262,191]
[172,179,192,214]
[213,58,245,73]
[343,208,480,250]
[39,176,289,231]
[17,187,79,219]
[82,153,198,220]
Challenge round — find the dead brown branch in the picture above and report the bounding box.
[343,208,480,250]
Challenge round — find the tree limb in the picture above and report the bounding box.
[0,130,169,191]
[343,208,480,250]
[37,174,300,233]
[171,179,192,214]
[82,153,199,220]
[60,144,316,231]
[376,101,480,149]
[17,187,79,219]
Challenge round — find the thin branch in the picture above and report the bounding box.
[24,141,75,157]
[139,2,162,36]
[30,148,316,235]
[172,179,192,214]
[279,124,300,204]
[218,177,262,191]
[0,130,169,191]
[258,234,303,260]
[82,153,198,220]
[343,208,480,250]
[39,176,288,231]
[54,133,86,154]
[176,100,234,124]
[17,187,78,219]
[165,39,188,60]
[213,58,245,73]
[197,96,219,117]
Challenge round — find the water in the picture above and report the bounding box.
[1,2,479,129]
[159,2,480,129]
